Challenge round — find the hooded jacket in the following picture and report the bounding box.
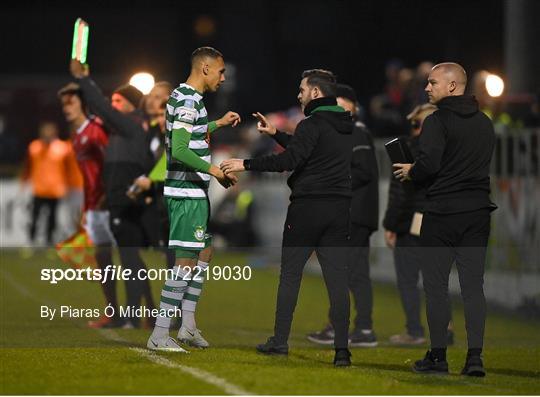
[78,77,153,208]
[245,97,353,200]
[350,121,379,231]
[409,95,496,214]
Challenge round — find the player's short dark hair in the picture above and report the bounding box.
[301,69,337,97]
[335,83,358,104]
[191,47,223,66]
[58,82,82,98]
[57,82,88,114]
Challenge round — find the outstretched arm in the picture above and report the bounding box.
[220,121,319,173]
[209,111,241,133]
[70,60,141,138]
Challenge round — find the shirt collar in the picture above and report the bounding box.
[76,119,90,134]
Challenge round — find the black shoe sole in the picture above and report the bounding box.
[463,366,486,377]
[256,348,288,356]
[334,360,351,367]
[413,367,449,375]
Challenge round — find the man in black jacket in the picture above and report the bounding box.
[70,60,156,327]
[394,63,496,376]
[221,69,353,366]
[307,84,379,347]
[384,103,455,346]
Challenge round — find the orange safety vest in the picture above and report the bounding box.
[25,139,83,198]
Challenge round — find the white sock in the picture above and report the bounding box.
[152,266,189,337]
[151,326,169,340]
[181,310,196,331]
[180,260,209,331]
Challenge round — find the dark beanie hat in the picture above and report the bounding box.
[335,83,358,104]
[113,84,143,107]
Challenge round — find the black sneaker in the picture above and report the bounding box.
[256,336,288,355]
[349,329,378,347]
[413,350,449,375]
[461,355,486,377]
[447,329,455,346]
[333,348,352,367]
[307,324,335,345]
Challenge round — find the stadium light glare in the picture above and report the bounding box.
[485,74,504,97]
[129,72,155,95]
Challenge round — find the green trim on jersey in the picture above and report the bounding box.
[165,83,212,199]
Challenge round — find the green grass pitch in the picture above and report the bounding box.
[1,249,539,395]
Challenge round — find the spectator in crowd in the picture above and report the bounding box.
[370,59,410,137]
[307,83,379,348]
[405,61,434,108]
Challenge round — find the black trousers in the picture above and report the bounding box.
[419,208,490,349]
[345,224,373,330]
[29,196,58,244]
[140,195,175,269]
[274,197,351,349]
[109,205,155,324]
[394,233,425,337]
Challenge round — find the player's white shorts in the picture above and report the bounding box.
[84,210,116,245]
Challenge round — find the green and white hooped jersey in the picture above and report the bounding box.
[164,83,211,199]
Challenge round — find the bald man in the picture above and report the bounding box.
[393,63,496,376]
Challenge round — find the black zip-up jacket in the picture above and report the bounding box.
[383,135,427,234]
[78,77,152,208]
[244,97,353,200]
[409,95,496,214]
[350,122,379,231]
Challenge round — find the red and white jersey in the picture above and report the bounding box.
[72,118,108,211]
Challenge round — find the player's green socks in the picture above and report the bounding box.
[152,266,189,339]
[181,260,209,330]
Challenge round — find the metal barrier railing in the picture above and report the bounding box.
[374,127,540,179]
[375,128,540,271]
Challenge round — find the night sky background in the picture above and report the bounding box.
[0,0,505,161]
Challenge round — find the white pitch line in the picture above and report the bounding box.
[130,347,252,396]
[98,329,252,396]
[2,268,254,396]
